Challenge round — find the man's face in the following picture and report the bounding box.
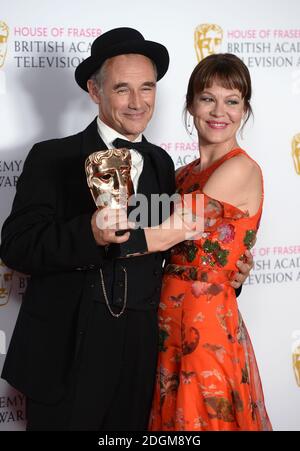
[88,54,157,141]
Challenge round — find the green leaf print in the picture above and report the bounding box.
[243,230,256,249]
[202,239,229,267]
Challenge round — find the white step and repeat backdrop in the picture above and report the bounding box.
[0,0,300,431]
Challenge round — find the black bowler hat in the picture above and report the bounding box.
[75,27,170,91]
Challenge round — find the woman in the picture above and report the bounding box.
[146,53,272,431]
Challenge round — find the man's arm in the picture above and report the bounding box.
[0,145,109,275]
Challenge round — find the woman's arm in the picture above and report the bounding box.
[202,154,263,217]
[144,206,199,252]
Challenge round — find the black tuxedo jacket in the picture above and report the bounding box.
[0,118,175,403]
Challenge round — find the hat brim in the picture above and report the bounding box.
[75,39,169,91]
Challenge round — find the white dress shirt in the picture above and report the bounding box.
[97,117,144,193]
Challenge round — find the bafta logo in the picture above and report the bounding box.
[85,148,134,209]
[194,23,223,62]
[0,21,9,68]
[0,260,13,307]
[292,133,300,175]
[293,344,300,387]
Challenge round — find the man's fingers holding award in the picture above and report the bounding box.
[96,207,128,229]
[91,207,134,246]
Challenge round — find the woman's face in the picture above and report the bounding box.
[189,81,245,148]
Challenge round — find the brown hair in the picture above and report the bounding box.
[185,53,253,132]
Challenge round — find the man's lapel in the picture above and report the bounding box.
[80,117,107,159]
[80,118,175,196]
[141,136,175,196]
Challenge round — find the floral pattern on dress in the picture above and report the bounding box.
[202,239,229,267]
[217,223,235,243]
[244,229,257,249]
[149,149,272,431]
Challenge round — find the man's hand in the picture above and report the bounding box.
[230,249,254,289]
[91,207,133,246]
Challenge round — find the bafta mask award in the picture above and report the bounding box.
[293,344,300,387]
[0,260,13,307]
[0,21,9,94]
[85,148,134,318]
[292,133,300,175]
[194,23,223,62]
[85,148,134,210]
[0,21,9,69]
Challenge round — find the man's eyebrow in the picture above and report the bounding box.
[142,81,156,87]
[113,82,129,90]
[113,81,156,90]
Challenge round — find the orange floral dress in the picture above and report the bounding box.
[149,148,272,431]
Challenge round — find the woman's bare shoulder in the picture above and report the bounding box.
[203,152,263,214]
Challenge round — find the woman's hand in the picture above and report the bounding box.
[230,249,254,289]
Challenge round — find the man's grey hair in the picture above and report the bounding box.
[90,61,108,91]
[89,56,158,91]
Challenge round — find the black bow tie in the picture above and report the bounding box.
[113,137,176,197]
[113,138,152,156]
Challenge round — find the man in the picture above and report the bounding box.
[0,27,252,430]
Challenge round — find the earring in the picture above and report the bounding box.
[187,114,193,135]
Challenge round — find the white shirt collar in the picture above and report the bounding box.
[96,117,142,148]
[96,117,144,194]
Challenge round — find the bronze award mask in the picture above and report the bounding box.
[0,260,13,307]
[293,344,300,387]
[292,133,300,175]
[85,148,134,210]
[85,148,134,318]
